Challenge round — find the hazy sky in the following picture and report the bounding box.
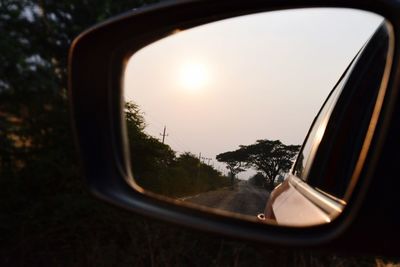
[124,8,383,178]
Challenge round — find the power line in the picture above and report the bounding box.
[141,111,192,152]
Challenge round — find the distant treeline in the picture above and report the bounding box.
[125,102,230,197]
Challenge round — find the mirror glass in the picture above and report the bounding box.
[123,8,388,226]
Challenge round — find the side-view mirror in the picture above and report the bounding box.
[69,1,400,256]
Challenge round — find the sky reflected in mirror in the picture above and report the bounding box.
[123,8,383,224]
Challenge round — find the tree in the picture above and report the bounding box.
[248,172,265,188]
[124,104,230,197]
[0,0,159,184]
[244,140,300,190]
[216,140,300,190]
[125,101,176,189]
[216,149,247,183]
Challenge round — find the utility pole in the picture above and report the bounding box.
[199,153,211,165]
[196,152,201,186]
[198,153,211,168]
[160,126,168,144]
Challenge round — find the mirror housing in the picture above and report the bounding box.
[69,0,400,256]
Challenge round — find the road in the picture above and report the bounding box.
[181,181,270,216]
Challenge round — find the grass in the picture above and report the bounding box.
[2,182,399,266]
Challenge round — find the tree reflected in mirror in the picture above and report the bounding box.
[217,140,300,191]
[123,8,387,226]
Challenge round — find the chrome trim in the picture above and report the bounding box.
[315,187,347,206]
[288,175,344,217]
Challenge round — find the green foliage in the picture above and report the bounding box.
[0,1,393,266]
[124,104,230,197]
[0,0,159,184]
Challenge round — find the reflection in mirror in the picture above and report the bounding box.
[123,8,388,227]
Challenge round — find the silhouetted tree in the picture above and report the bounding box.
[216,149,247,183]
[244,140,300,190]
[216,140,300,190]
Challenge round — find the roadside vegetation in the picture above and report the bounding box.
[125,102,230,197]
[1,1,398,266]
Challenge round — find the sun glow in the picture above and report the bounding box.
[179,62,209,91]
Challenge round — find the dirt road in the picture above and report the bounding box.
[182,181,269,216]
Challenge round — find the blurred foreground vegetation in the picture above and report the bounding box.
[1,0,399,266]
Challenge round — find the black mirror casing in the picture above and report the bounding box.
[69,0,400,256]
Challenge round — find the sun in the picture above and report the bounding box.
[179,62,208,91]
